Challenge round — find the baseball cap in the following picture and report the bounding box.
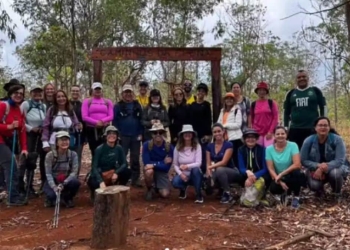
[30,85,43,92]
[92,82,103,89]
[56,131,70,139]
[122,84,134,92]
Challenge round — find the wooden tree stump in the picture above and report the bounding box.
[91,185,130,249]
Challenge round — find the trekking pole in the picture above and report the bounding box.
[8,117,18,205]
[25,169,34,201]
[53,189,61,228]
[77,130,81,177]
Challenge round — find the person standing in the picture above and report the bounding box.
[183,79,196,104]
[283,70,327,149]
[136,81,149,108]
[113,84,143,188]
[43,83,55,110]
[231,82,251,130]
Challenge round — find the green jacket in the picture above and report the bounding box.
[91,143,127,183]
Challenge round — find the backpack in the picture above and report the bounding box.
[27,100,46,115]
[88,98,109,114]
[148,140,171,154]
[251,99,273,124]
[1,101,24,123]
[52,149,73,173]
[117,100,141,118]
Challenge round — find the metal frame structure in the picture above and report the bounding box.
[91,47,222,121]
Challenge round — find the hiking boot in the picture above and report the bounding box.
[7,196,28,206]
[179,187,188,199]
[44,199,55,208]
[131,179,143,188]
[291,197,300,209]
[195,194,204,204]
[145,189,153,201]
[220,191,232,204]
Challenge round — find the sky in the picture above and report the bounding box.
[0,0,321,76]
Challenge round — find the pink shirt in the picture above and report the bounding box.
[173,145,202,176]
[81,97,114,126]
[252,99,279,136]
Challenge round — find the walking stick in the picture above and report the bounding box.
[7,125,17,205]
[25,170,34,201]
[77,131,81,177]
[53,188,61,228]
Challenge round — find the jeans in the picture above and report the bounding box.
[269,170,305,196]
[172,168,203,195]
[87,167,132,191]
[120,135,141,183]
[43,177,81,202]
[0,143,21,201]
[212,167,242,192]
[307,168,344,194]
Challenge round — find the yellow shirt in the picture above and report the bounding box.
[136,95,149,108]
[186,94,196,104]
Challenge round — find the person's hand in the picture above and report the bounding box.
[266,133,273,140]
[43,147,51,152]
[246,170,254,178]
[313,168,324,180]
[275,174,283,183]
[164,156,172,164]
[206,168,212,177]
[180,173,188,182]
[137,135,142,141]
[57,184,64,192]
[319,163,328,172]
[112,173,118,182]
[245,178,253,187]
[77,123,83,131]
[21,150,28,158]
[99,182,106,189]
[248,174,256,183]
[180,165,188,171]
[7,120,19,130]
[279,181,289,191]
[145,164,154,171]
[96,121,103,127]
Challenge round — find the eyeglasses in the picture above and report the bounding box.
[152,131,163,135]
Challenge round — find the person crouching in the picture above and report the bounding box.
[44,131,80,208]
[87,125,131,202]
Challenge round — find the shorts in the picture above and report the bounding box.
[153,171,170,190]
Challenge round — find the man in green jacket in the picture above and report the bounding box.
[283,70,327,149]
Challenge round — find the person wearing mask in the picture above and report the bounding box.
[183,79,196,104]
[189,83,212,172]
[142,123,174,201]
[43,83,55,110]
[217,92,243,168]
[19,85,46,197]
[250,82,279,148]
[113,84,143,188]
[231,82,251,130]
[82,82,114,157]
[168,87,190,145]
[136,80,149,108]
[0,84,28,206]
[70,85,84,176]
[87,126,132,202]
[142,89,169,141]
[301,117,347,199]
[284,70,327,149]
[44,131,80,208]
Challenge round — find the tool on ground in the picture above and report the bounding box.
[53,188,61,228]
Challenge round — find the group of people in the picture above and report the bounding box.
[0,69,348,209]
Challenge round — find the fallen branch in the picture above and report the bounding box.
[130,208,156,221]
[265,232,316,249]
[304,227,336,237]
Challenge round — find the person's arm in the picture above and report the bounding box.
[316,87,326,116]
[238,149,247,175]
[327,136,346,172]
[265,147,278,180]
[283,91,291,127]
[254,148,268,179]
[154,144,174,172]
[300,137,319,171]
[0,102,9,132]
[112,104,119,129]
[72,111,80,131]
[246,98,252,128]
[20,101,32,132]
[81,98,98,125]
[278,143,301,178]
[65,151,79,182]
[92,146,103,183]
[187,144,202,169]
[114,146,127,174]
[224,108,242,130]
[41,107,52,148]
[142,142,156,166]
[269,101,279,134]
[206,146,212,170]
[100,99,114,123]
[173,148,182,175]
[141,107,152,128]
[45,152,57,189]
[204,102,212,136]
[216,110,223,124]
[211,144,233,169]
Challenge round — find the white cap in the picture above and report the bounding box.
[92,82,102,89]
[30,85,43,92]
[122,84,133,92]
[56,131,70,139]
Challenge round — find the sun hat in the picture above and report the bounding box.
[103,125,119,136]
[254,81,269,94]
[122,84,133,92]
[4,79,24,91]
[178,124,197,137]
[149,123,166,132]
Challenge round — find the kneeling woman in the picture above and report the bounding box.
[44,131,80,208]
[206,123,241,204]
[172,125,203,203]
[266,126,304,209]
[88,126,131,201]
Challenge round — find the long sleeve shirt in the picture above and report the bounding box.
[0,101,27,150]
[142,140,174,173]
[238,145,267,179]
[45,150,78,189]
[173,145,202,176]
[189,101,212,139]
[81,97,114,126]
[91,143,127,183]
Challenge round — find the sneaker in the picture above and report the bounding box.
[44,199,55,208]
[179,187,188,199]
[145,189,153,201]
[195,195,204,204]
[220,191,232,204]
[291,197,300,209]
[216,189,224,199]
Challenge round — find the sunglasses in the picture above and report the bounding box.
[152,131,163,135]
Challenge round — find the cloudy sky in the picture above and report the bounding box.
[0,0,319,72]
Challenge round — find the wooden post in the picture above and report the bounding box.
[91,185,130,249]
[211,60,222,122]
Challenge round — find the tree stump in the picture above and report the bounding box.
[91,185,130,249]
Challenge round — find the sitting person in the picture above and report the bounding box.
[300,117,347,198]
[206,123,241,204]
[44,131,80,208]
[87,125,131,202]
[238,129,270,188]
[142,123,174,201]
[266,126,304,209]
[172,125,203,203]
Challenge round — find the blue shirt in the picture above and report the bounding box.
[113,101,143,137]
[142,140,174,173]
[266,141,299,174]
[206,141,234,168]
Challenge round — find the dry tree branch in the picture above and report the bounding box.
[281,0,350,20]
